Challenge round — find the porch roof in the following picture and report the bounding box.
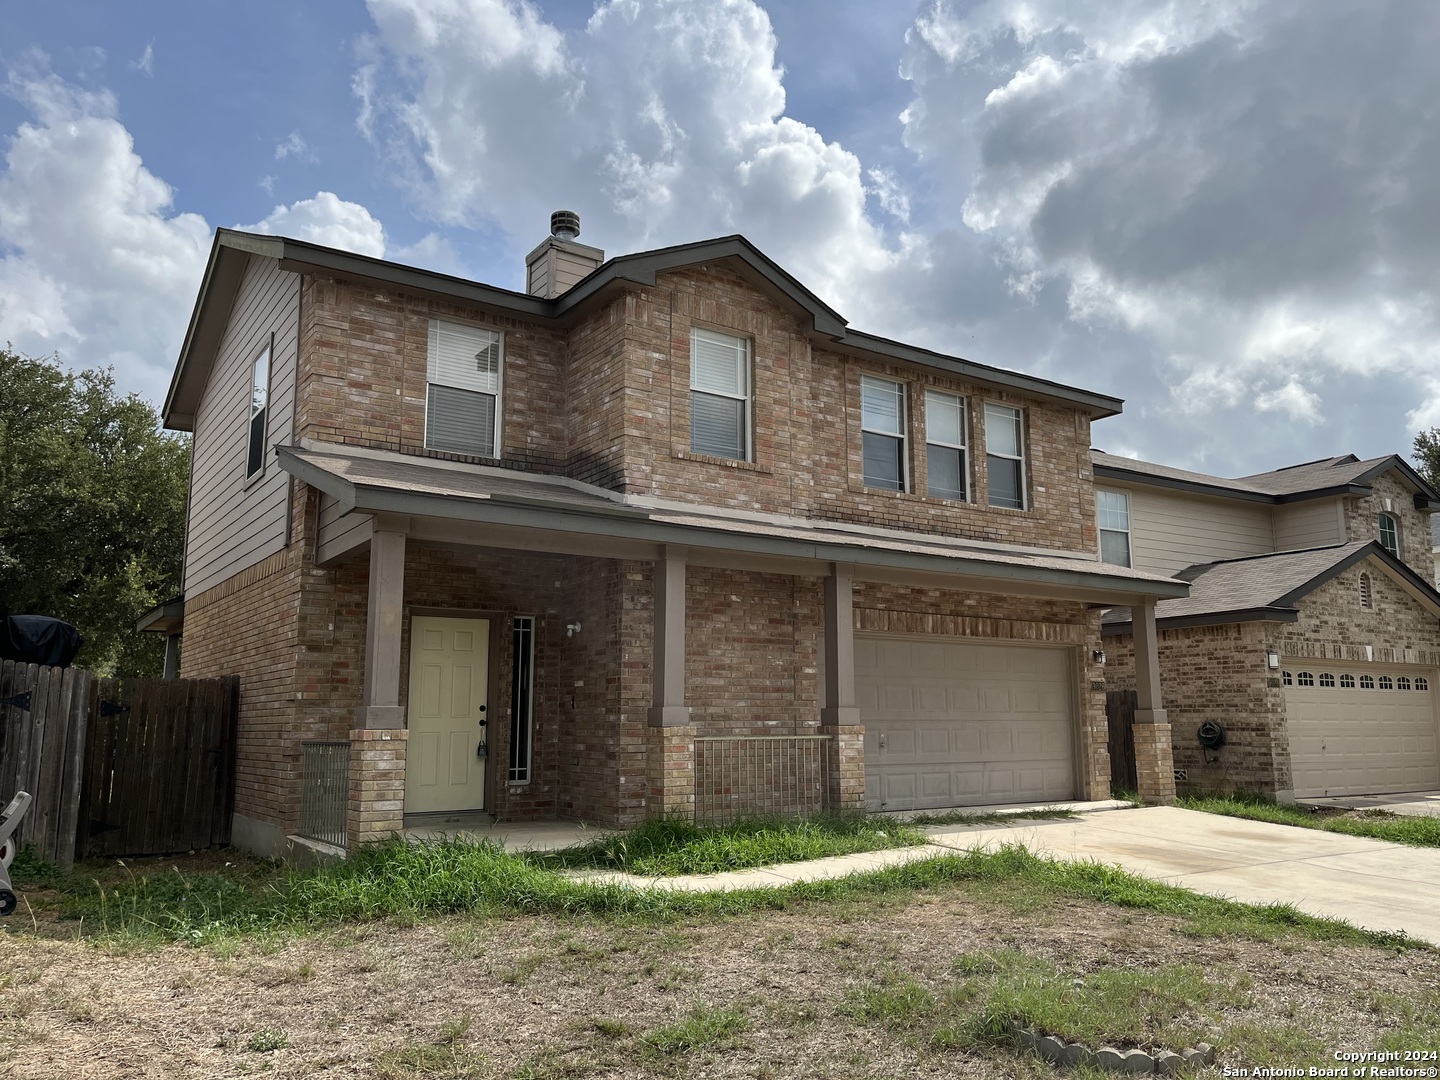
[278,441,1187,606]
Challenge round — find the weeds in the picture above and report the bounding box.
[1179,794,1440,848]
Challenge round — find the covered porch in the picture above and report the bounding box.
[279,441,1187,853]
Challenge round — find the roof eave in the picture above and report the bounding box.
[1101,606,1301,635]
[1091,464,1273,503]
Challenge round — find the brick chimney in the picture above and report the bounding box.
[526,210,604,298]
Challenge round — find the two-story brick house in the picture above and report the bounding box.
[1095,451,1440,801]
[161,216,1185,857]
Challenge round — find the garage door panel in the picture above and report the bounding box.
[860,638,1075,811]
[1287,668,1440,798]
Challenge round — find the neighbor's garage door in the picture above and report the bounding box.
[1286,667,1440,798]
[856,636,1076,812]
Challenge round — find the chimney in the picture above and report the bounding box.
[526,210,604,299]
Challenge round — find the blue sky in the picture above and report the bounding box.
[4,0,1439,477]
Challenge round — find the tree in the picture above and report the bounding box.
[1414,428,1440,491]
[0,348,189,676]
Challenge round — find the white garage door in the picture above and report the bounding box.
[856,636,1076,812]
[1286,667,1440,798]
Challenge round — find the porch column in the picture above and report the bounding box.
[356,523,407,730]
[347,520,409,849]
[162,635,180,680]
[820,563,865,812]
[646,546,695,819]
[1130,597,1177,804]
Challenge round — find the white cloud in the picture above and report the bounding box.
[239,191,388,258]
[274,130,312,162]
[1255,378,1322,425]
[131,42,154,77]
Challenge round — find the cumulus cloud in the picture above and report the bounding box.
[239,191,387,257]
[899,0,1440,466]
[354,0,900,304]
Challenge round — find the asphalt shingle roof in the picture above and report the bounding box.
[1091,450,1413,500]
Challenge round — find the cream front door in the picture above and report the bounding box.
[405,616,490,814]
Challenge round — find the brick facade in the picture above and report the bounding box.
[1343,472,1431,577]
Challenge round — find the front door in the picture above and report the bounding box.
[405,616,490,813]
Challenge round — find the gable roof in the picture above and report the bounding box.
[1101,540,1440,632]
[1092,450,1440,509]
[164,228,1125,431]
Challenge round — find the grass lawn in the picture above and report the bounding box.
[1179,793,1440,848]
[0,817,1435,1077]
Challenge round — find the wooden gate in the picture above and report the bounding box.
[1106,690,1138,795]
[78,676,239,859]
[0,661,91,869]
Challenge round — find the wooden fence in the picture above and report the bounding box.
[0,662,238,866]
[1106,689,1138,795]
[0,661,91,870]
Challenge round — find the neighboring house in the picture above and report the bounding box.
[1095,451,1440,800]
[160,214,1185,858]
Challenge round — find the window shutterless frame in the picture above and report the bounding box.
[1096,490,1131,567]
[425,318,504,458]
[984,402,1027,510]
[860,375,907,492]
[689,327,751,461]
[924,389,968,501]
[1378,513,1399,558]
[245,336,271,479]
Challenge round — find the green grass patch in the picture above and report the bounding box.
[1179,793,1440,848]
[11,835,1426,951]
[528,814,925,876]
[640,1005,748,1056]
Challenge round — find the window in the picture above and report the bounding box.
[1097,491,1132,567]
[246,340,271,478]
[1359,572,1373,610]
[1378,513,1400,557]
[1379,676,1394,690]
[1340,674,1355,688]
[1297,671,1315,686]
[1397,676,1412,690]
[861,376,907,491]
[1282,670,1292,686]
[925,391,968,500]
[1360,675,1375,689]
[509,617,535,784]
[1319,672,1335,687]
[426,319,503,458]
[689,328,751,460]
[985,403,1026,509]
[1418,677,1429,691]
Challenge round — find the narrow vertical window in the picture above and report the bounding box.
[1359,572,1373,610]
[426,319,503,457]
[689,328,751,460]
[861,376,906,491]
[1378,513,1400,558]
[509,616,535,784]
[985,403,1027,509]
[246,339,271,478]
[1097,490,1132,567]
[925,390,968,500]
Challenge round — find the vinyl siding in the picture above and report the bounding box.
[316,493,373,564]
[1119,484,1275,577]
[1273,498,1343,553]
[184,255,299,597]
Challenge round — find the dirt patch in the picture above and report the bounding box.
[0,876,1433,1079]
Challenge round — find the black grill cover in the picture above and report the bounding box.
[0,616,84,668]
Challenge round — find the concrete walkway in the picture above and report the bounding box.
[571,806,1440,946]
[1297,790,1440,818]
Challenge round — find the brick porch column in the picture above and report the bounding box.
[647,546,694,818]
[1132,596,1177,804]
[347,728,407,848]
[821,563,865,812]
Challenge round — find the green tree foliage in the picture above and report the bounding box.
[0,348,189,675]
[1413,428,1440,491]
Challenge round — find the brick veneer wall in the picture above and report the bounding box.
[1342,471,1432,579]
[1278,560,1440,665]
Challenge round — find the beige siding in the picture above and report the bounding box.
[1273,498,1343,553]
[1116,484,1274,576]
[317,494,373,564]
[184,256,299,596]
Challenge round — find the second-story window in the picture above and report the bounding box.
[1378,512,1400,558]
[689,328,751,460]
[925,390,968,500]
[985,403,1027,509]
[426,319,502,458]
[1097,490,1131,567]
[861,375,907,491]
[246,339,271,479]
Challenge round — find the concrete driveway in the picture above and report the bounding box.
[928,805,1440,946]
[1296,790,1440,817]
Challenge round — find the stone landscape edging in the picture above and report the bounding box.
[1010,1024,1218,1074]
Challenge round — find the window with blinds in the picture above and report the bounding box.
[690,328,751,460]
[861,376,907,491]
[426,319,502,458]
[984,402,1027,509]
[924,390,967,500]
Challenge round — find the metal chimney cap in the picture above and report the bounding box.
[550,210,581,240]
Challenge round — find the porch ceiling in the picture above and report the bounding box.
[278,440,1188,607]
